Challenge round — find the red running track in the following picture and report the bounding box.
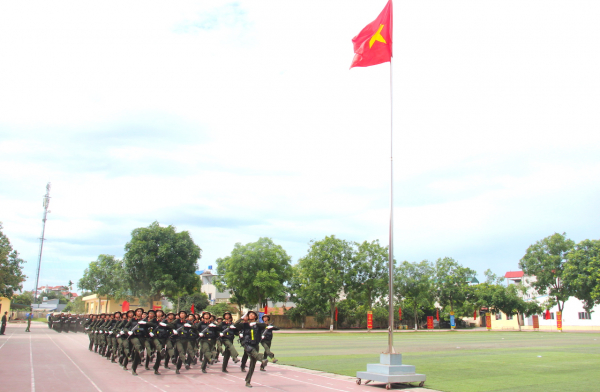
[0,322,435,392]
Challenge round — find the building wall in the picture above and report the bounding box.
[522,296,600,331]
[0,297,10,315]
[82,295,155,314]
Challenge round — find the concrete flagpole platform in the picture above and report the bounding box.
[356,353,426,390]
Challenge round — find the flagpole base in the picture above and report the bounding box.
[356,354,426,388]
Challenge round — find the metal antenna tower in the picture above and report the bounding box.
[33,183,51,305]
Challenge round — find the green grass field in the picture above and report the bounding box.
[270,331,600,392]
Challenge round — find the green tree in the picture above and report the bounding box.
[170,292,210,314]
[345,240,388,310]
[336,298,360,327]
[519,233,575,312]
[564,239,600,313]
[11,291,34,307]
[64,296,86,313]
[434,257,476,314]
[0,222,27,299]
[79,254,125,313]
[215,237,292,310]
[123,222,201,308]
[205,302,236,316]
[290,236,354,328]
[395,260,435,329]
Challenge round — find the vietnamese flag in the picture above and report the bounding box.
[545,309,550,320]
[474,310,477,320]
[436,309,440,322]
[191,304,195,314]
[398,307,402,321]
[122,300,129,312]
[335,307,338,321]
[350,0,393,68]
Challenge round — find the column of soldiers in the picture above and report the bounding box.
[49,312,86,333]
[74,308,279,388]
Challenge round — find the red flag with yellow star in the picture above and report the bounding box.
[350,0,393,68]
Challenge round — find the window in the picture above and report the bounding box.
[578,312,591,320]
[506,314,513,320]
[495,313,502,320]
[550,312,555,320]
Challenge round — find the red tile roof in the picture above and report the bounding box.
[505,271,524,279]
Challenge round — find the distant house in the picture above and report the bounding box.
[31,298,67,313]
[197,266,231,305]
[485,270,600,331]
[81,294,171,314]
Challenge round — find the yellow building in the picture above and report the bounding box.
[487,311,523,330]
[82,294,162,314]
[0,296,11,315]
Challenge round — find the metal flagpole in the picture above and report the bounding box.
[33,182,51,306]
[387,58,395,354]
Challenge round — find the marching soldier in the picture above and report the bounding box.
[235,310,268,388]
[143,310,158,371]
[219,311,240,372]
[120,310,135,370]
[259,315,279,371]
[174,311,197,374]
[124,307,151,376]
[198,312,219,373]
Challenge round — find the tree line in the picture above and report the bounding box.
[4,219,598,329]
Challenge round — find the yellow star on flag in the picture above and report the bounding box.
[369,24,387,48]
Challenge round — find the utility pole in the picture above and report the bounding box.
[33,183,51,306]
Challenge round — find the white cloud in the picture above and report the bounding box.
[1,0,599,289]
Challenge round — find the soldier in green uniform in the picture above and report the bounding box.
[120,310,135,370]
[143,310,158,371]
[198,312,219,373]
[25,311,32,332]
[219,311,240,372]
[107,312,122,362]
[125,307,150,376]
[259,315,279,371]
[1,311,7,335]
[235,311,268,388]
[84,314,96,350]
[173,311,191,373]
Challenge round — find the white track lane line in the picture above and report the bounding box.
[182,373,228,392]
[30,333,35,392]
[135,374,169,392]
[266,372,353,392]
[0,331,15,350]
[221,371,287,392]
[67,332,169,392]
[46,333,103,392]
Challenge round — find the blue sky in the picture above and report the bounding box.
[1,1,599,292]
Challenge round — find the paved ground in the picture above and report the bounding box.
[0,323,438,392]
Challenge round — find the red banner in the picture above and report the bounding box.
[427,316,434,329]
[436,309,439,322]
[335,307,338,321]
[532,315,539,329]
[474,310,477,320]
[545,309,550,320]
[486,313,492,330]
[265,305,268,315]
[122,301,129,312]
[398,307,402,321]
[367,311,373,329]
[557,311,562,331]
[190,304,195,314]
